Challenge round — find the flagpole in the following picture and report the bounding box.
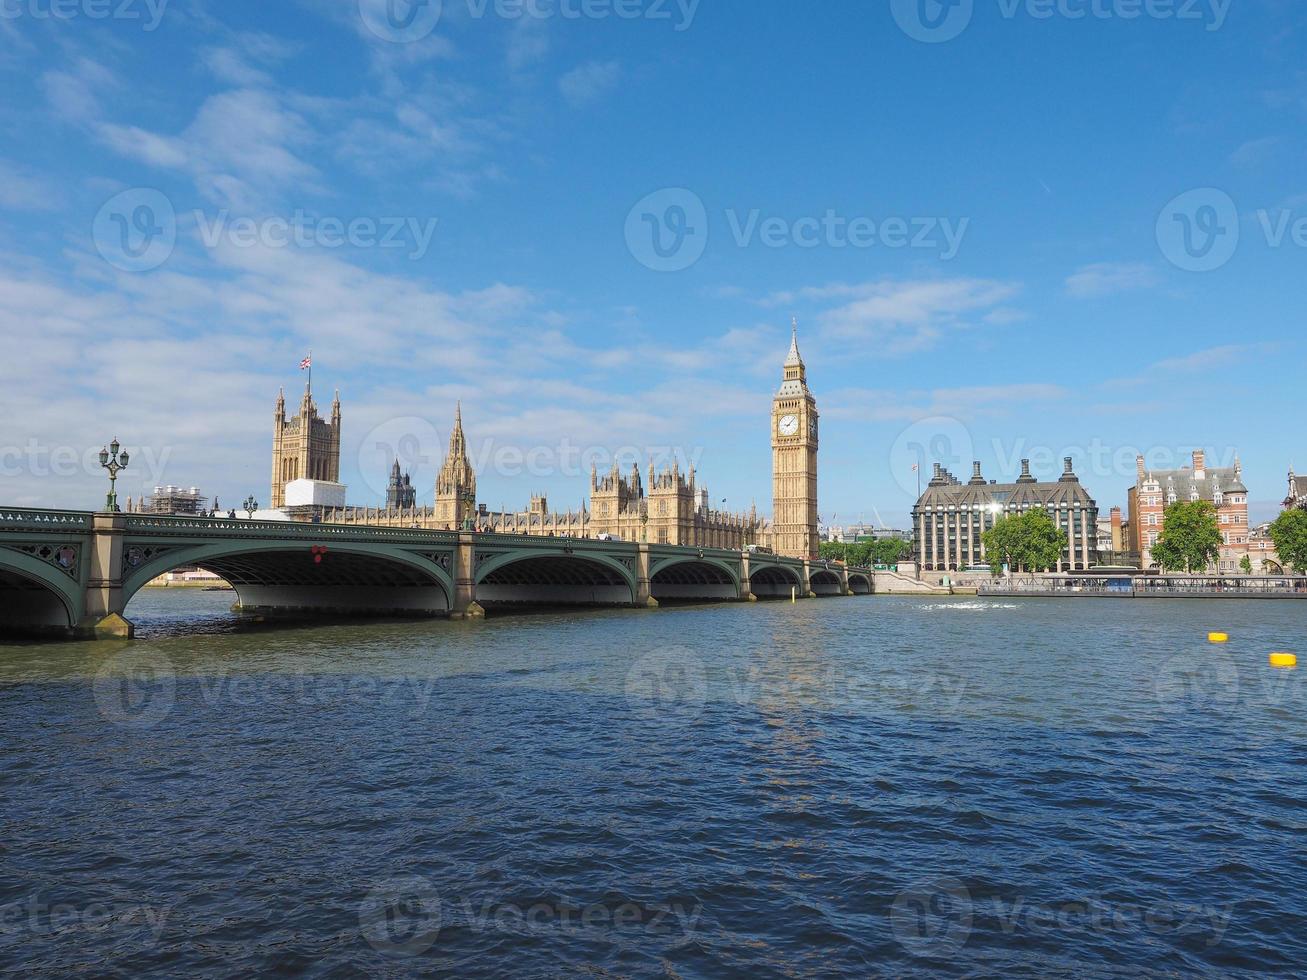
[307,348,312,398]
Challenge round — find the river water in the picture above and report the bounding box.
[1,591,1305,977]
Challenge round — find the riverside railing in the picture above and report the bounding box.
[979,574,1307,598]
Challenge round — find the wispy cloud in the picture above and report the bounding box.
[1230,136,1278,167]
[0,160,60,212]
[764,278,1021,355]
[1064,262,1158,298]
[559,60,621,106]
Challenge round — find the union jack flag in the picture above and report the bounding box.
[300,355,312,370]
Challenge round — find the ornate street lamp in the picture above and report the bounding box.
[243,495,259,519]
[98,439,129,513]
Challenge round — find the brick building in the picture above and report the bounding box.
[1127,451,1249,572]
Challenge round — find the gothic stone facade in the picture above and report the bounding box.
[270,386,341,509]
[318,328,815,550]
[327,406,766,549]
[914,458,1099,573]
[771,324,819,559]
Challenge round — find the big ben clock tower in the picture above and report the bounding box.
[772,319,819,559]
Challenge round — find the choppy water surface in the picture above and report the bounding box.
[2,592,1305,977]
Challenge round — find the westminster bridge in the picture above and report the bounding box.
[0,508,875,638]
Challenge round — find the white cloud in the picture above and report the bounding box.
[1230,136,1278,167]
[559,60,621,106]
[0,160,60,211]
[41,58,118,123]
[764,278,1020,355]
[825,383,1068,423]
[1064,261,1158,298]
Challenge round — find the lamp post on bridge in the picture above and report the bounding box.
[98,439,129,513]
[243,495,259,520]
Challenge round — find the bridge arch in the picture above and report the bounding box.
[749,563,803,599]
[475,550,638,608]
[809,568,844,597]
[121,541,455,617]
[649,557,741,602]
[0,549,81,632]
[847,571,872,595]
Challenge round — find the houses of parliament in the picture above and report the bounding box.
[268,326,820,558]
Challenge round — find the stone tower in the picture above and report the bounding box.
[435,403,477,529]
[771,320,818,559]
[270,384,341,509]
[386,459,416,510]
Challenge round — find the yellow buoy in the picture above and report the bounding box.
[1269,653,1297,669]
[1208,632,1229,644]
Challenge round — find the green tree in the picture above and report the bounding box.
[1268,508,1307,573]
[981,509,1066,574]
[871,537,913,566]
[1239,554,1253,575]
[1151,500,1222,573]
[819,540,874,566]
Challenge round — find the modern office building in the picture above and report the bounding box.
[913,458,1099,572]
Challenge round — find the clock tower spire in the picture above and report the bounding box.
[771,318,819,559]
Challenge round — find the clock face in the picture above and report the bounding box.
[778,414,799,436]
[809,417,819,439]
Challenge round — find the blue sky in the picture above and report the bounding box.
[1,0,1304,526]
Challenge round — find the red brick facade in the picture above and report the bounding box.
[1128,450,1250,572]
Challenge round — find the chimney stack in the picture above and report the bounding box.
[1136,454,1146,482]
[1193,449,1206,478]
